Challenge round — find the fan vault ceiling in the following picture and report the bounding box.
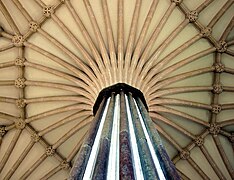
[0,0,234,179]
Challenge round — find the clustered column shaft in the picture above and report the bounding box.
[69,98,107,179]
[69,89,180,180]
[136,97,180,180]
[119,91,135,179]
[92,93,115,179]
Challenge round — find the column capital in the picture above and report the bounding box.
[93,83,148,115]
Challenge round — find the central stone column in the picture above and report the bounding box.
[69,83,180,180]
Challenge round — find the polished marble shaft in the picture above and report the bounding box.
[69,89,179,180]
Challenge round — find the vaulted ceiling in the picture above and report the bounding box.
[0,0,234,179]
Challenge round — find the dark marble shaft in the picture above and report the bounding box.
[92,138,110,180]
[69,98,106,179]
[128,93,159,180]
[101,93,115,139]
[85,98,107,147]
[136,97,180,180]
[120,91,129,132]
[71,145,91,180]
[157,144,181,180]
[119,92,134,180]
[92,93,115,179]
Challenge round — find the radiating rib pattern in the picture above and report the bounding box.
[0,0,234,179]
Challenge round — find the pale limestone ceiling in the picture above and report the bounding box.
[0,0,234,179]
